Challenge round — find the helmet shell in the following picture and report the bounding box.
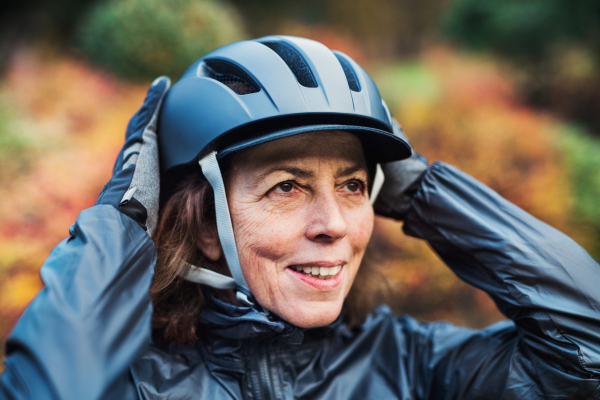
[158,36,411,196]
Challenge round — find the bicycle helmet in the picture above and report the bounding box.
[157,35,411,304]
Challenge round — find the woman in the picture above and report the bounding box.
[1,36,600,400]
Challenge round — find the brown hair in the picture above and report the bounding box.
[150,175,227,345]
[150,174,390,346]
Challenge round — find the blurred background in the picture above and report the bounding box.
[1,0,599,365]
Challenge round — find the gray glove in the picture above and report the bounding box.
[95,76,171,235]
[373,119,428,220]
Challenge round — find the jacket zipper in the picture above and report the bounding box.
[255,344,275,400]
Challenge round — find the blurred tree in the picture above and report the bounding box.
[2,0,449,73]
[325,0,447,56]
[0,97,34,183]
[0,0,100,72]
[76,0,247,81]
[559,125,600,260]
[229,0,448,58]
[440,0,600,134]
[441,0,600,61]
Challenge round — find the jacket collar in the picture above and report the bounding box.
[199,295,345,345]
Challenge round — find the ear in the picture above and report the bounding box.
[197,229,222,261]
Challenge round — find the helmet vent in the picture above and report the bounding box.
[261,41,318,88]
[335,54,361,92]
[201,59,260,95]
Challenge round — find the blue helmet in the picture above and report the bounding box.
[158,35,410,176]
[157,35,411,302]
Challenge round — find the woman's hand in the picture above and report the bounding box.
[95,76,171,235]
[373,119,428,220]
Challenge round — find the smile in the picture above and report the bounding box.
[287,264,343,280]
[285,261,346,291]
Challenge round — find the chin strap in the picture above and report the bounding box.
[197,151,248,289]
[184,265,236,289]
[179,151,252,304]
[182,264,255,306]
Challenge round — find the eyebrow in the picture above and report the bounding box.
[335,164,365,178]
[252,167,315,186]
[252,164,365,186]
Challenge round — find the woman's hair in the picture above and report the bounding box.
[150,174,225,344]
[151,173,390,346]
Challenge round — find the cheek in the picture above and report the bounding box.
[347,205,374,253]
[341,205,374,295]
[230,202,304,264]
[230,203,308,303]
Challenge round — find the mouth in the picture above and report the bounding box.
[285,262,345,290]
[287,264,343,280]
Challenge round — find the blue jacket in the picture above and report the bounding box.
[2,162,600,399]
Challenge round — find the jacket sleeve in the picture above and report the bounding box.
[0,205,155,400]
[402,162,600,400]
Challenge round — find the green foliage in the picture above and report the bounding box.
[440,0,600,61]
[0,100,32,181]
[559,126,600,257]
[372,62,440,111]
[440,0,600,136]
[76,0,247,81]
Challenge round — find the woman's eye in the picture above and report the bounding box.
[345,181,362,192]
[277,182,294,193]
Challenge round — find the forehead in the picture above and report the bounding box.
[229,130,367,169]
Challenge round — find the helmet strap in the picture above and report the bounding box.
[370,163,384,205]
[185,151,249,291]
[183,265,236,289]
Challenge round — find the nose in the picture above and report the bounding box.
[305,191,348,243]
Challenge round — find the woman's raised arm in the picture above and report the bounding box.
[0,77,170,400]
[401,161,600,399]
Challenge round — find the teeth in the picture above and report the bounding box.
[292,265,343,279]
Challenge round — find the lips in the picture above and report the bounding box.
[288,264,342,280]
[285,261,345,289]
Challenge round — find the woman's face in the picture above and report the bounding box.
[225,131,374,328]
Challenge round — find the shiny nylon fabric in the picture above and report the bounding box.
[2,163,600,399]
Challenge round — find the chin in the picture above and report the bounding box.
[275,300,344,329]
